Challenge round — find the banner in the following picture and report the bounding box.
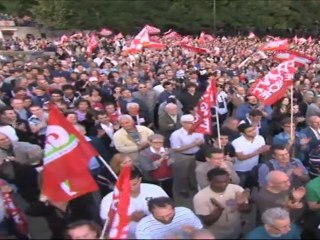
[259,39,288,51]
[273,50,315,66]
[106,167,131,239]
[190,77,217,134]
[42,105,98,202]
[250,60,297,106]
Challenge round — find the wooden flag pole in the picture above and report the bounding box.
[98,155,118,181]
[215,106,222,148]
[290,85,294,139]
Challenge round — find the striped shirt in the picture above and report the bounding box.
[135,207,203,239]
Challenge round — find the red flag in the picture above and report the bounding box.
[143,24,161,35]
[143,41,166,49]
[180,43,209,54]
[248,32,256,39]
[273,50,315,67]
[191,77,217,134]
[0,180,29,237]
[87,34,99,54]
[100,28,113,36]
[42,105,98,202]
[163,30,180,40]
[123,28,149,53]
[249,60,297,106]
[259,39,288,51]
[105,167,131,239]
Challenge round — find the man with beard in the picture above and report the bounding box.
[136,197,202,239]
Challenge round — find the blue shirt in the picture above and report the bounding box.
[85,136,100,170]
[273,131,309,161]
[246,224,301,239]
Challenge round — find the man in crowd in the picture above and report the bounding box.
[136,197,202,239]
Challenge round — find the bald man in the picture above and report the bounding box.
[253,170,306,223]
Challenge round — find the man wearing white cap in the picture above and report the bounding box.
[170,114,204,197]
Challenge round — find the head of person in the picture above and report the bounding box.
[126,102,140,115]
[246,94,258,106]
[165,103,178,116]
[271,145,290,165]
[180,114,194,132]
[65,112,78,125]
[110,153,133,175]
[148,134,165,151]
[205,148,225,168]
[64,220,101,239]
[96,111,110,125]
[266,170,291,192]
[308,115,320,129]
[118,114,135,131]
[130,167,143,195]
[121,88,132,99]
[238,123,256,139]
[281,118,296,134]
[207,168,230,193]
[62,84,75,98]
[304,91,315,104]
[29,105,44,117]
[212,129,229,148]
[76,99,90,112]
[236,86,245,96]
[138,83,148,93]
[262,207,291,238]
[50,89,63,102]
[105,102,116,114]
[186,83,197,94]
[222,117,239,131]
[74,124,86,136]
[248,109,263,122]
[11,98,25,110]
[163,81,173,92]
[0,106,18,122]
[148,197,175,224]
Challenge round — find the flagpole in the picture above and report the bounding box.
[290,85,294,139]
[97,155,118,180]
[100,218,109,239]
[215,107,222,148]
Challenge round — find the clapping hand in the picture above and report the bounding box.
[235,189,250,205]
[291,187,306,202]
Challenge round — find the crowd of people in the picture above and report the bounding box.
[0,22,319,239]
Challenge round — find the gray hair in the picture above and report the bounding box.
[261,207,289,225]
[126,102,140,110]
[148,134,165,142]
[118,114,134,122]
[165,103,177,111]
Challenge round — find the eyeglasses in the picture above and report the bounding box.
[270,223,291,232]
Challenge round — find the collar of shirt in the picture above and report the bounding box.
[150,146,165,154]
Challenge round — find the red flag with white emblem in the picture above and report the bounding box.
[42,105,98,202]
[259,39,288,51]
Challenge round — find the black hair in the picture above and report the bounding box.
[204,147,224,158]
[130,166,143,180]
[147,197,175,213]
[62,84,75,91]
[270,144,287,154]
[51,89,63,96]
[249,109,263,117]
[207,168,229,182]
[64,220,101,239]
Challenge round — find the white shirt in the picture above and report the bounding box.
[217,91,228,115]
[232,135,265,172]
[100,122,114,146]
[153,85,165,96]
[170,128,204,154]
[100,183,168,238]
[310,127,320,140]
[136,207,203,239]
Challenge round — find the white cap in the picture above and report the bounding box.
[181,114,195,123]
[0,125,18,142]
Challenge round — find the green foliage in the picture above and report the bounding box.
[2,0,320,33]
